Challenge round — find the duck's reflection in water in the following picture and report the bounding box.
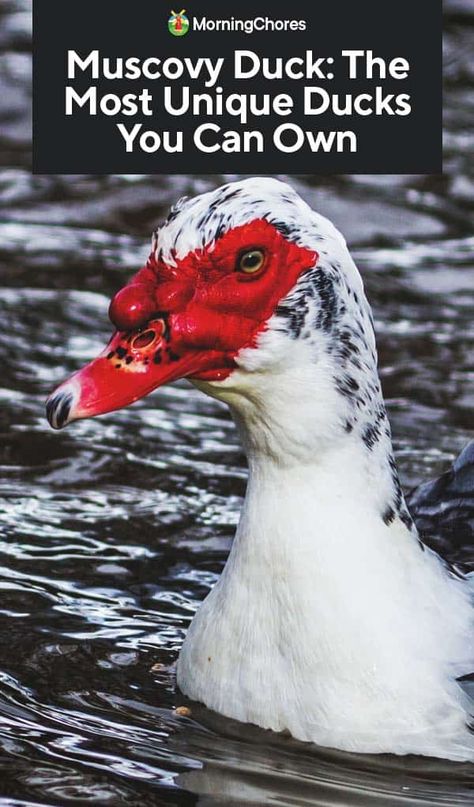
[168,705,474,806]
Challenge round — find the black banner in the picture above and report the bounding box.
[33,0,442,174]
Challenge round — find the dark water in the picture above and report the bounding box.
[0,1,474,804]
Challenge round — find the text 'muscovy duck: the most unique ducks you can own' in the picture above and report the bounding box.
[46,178,474,762]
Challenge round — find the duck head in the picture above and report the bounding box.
[46,177,380,463]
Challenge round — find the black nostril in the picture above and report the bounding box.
[129,319,166,352]
[46,392,73,430]
[131,329,157,350]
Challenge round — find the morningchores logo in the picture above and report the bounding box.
[168,10,190,36]
[190,15,307,34]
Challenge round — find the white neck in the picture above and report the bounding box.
[195,325,413,529]
[178,363,474,759]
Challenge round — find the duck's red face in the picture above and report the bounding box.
[46,218,316,429]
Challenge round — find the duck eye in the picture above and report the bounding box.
[237,249,265,275]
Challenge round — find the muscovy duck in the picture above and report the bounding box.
[46,177,474,761]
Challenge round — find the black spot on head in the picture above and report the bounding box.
[125,356,133,365]
[275,297,309,339]
[196,197,228,233]
[154,349,162,365]
[221,188,242,204]
[336,374,360,400]
[166,196,189,223]
[116,347,127,360]
[388,454,404,512]
[107,351,115,360]
[362,423,381,451]
[383,506,396,526]
[214,216,227,241]
[339,329,360,355]
[313,270,339,333]
[271,221,296,239]
[331,327,364,367]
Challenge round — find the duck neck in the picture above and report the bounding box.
[194,303,420,586]
[232,417,418,576]
[219,345,417,560]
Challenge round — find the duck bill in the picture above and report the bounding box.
[46,328,221,430]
